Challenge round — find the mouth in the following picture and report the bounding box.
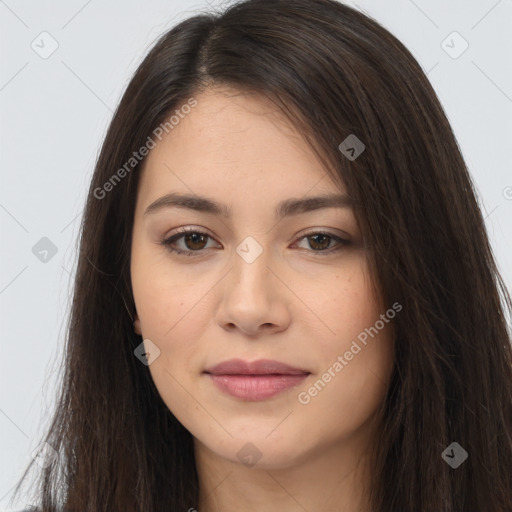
[203,358,311,401]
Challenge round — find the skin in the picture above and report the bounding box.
[130,86,396,512]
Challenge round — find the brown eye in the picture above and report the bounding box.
[294,231,350,255]
[183,232,209,251]
[161,228,218,256]
[307,233,333,251]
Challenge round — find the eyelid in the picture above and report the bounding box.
[171,225,215,236]
[295,227,351,240]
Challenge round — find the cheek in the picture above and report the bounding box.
[131,263,208,424]
[297,326,395,445]
[133,282,210,363]
[301,257,395,409]
[131,245,211,341]
[307,259,383,356]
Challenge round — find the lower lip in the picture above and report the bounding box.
[206,373,309,401]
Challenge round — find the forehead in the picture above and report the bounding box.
[137,86,343,202]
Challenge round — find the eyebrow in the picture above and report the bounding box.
[144,192,357,219]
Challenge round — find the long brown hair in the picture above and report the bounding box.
[11,0,512,510]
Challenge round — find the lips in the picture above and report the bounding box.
[203,358,310,401]
[204,358,310,376]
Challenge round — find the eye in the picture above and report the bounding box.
[160,228,350,257]
[160,227,219,256]
[292,231,350,255]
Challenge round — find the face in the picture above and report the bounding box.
[130,86,396,470]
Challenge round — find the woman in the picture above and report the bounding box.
[11,0,512,510]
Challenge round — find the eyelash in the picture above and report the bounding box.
[160,227,350,257]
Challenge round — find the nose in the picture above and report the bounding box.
[216,244,292,337]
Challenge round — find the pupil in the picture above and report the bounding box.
[310,234,330,250]
[185,233,207,250]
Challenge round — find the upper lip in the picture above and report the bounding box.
[204,358,310,376]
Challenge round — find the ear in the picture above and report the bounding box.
[133,313,142,335]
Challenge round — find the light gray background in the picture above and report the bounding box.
[1,0,511,509]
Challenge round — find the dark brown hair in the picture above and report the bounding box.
[11,0,512,510]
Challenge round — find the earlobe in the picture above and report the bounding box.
[133,314,142,335]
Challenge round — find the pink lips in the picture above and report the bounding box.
[204,358,310,401]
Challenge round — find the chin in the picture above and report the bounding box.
[198,431,309,470]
